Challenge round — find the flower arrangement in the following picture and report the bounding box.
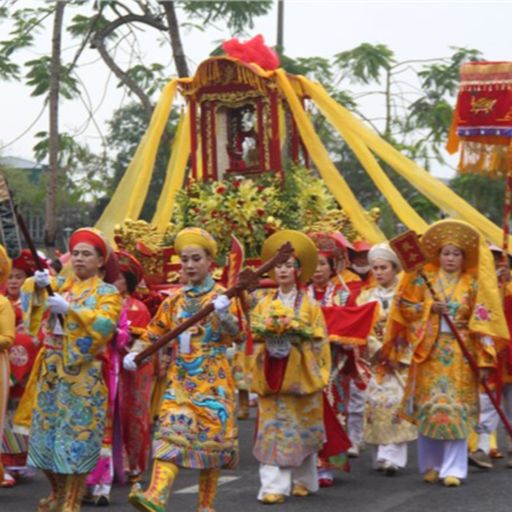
[164,166,342,260]
[113,166,380,282]
[252,299,313,339]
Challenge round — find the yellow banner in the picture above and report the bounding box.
[303,79,511,247]
[300,77,429,235]
[95,79,178,240]
[275,70,386,243]
[152,109,191,232]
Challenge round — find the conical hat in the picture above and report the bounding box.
[421,219,480,268]
[261,230,318,283]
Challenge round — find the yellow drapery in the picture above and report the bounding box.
[151,109,191,232]
[95,79,178,240]
[299,77,429,235]
[275,69,386,244]
[303,79,512,247]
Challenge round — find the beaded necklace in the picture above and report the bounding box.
[275,287,303,314]
[435,270,462,305]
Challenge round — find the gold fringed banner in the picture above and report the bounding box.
[299,77,429,235]
[95,80,178,241]
[152,109,191,232]
[457,140,512,177]
[448,61,512,178]
[275,69,386,244]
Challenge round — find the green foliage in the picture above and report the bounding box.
[33,131,86,166]
[334,43,395,84]
[67,12,115,38]
[25,57,79,99]
[178,1,273,34]
[1,165,46,216]
[121,63,167,97]
[0,4,53,80]
[405,47,484,159]
[450,174,505,225]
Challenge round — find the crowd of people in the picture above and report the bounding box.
[0,218,511,511]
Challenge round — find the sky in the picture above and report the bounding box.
[1,0,512,179]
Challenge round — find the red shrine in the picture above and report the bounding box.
[177,56,310,182]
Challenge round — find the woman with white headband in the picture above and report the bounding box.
[358,243,417,475]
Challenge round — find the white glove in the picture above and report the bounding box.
[123,352,138,372]
[266,335,292,359]
[47,294,69,315]
[213,294,231,318]
[34,269,50,288]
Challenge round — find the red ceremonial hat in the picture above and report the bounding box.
[352,240,372,253]
[331,232,354,251]
[116,250,144,284]
[309,232,349,261]
[12,249,46,277]
[69,228,108,258]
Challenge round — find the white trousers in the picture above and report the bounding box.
[348,380,366,447]
[476,392,500,452]
[257,454,319,500]
[417,434,468,479]
[476,385,512,451]
[371,443,408,469]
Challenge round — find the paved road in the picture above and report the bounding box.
[2,411,511,511]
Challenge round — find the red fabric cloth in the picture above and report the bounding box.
[222,35,280,71]
[346,281,362,305]
[264,351,288,392]
[322,301,378,343]
[318,393,352,458]
[9,333,41,397]
[456,62,512,135]
[119,296,153,473]
[504,294,512,371]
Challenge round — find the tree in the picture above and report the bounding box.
[450,174,505,226]
[46,1,65,255]
[0,3,493,239]
[0,0,273,248]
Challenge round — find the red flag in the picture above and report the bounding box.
[322,302,379,345]
[390,230,426,273]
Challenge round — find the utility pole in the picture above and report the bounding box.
[46,0,65,256]
[277,0,284,52]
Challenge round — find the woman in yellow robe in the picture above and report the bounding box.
[250,230,330,505]
[20,228,122,512]
[0,245,15,485]
[384,219,508,487]
[125,228,242,512]
[358,243,417,475]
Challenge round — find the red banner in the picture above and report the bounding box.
[322,301,378,345]
[455,61,512,137]
[390,230,426,273]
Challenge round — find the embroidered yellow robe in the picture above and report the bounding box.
[250,291,330,467]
